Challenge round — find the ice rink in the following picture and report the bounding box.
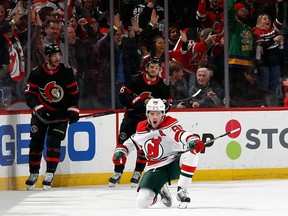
[0,179,287,216]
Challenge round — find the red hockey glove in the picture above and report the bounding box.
[112,144,128,165]
[33,105,50,120]
[188,139,204,153]
[67,106,80,124]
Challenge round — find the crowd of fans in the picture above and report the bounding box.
[1,0,288,110]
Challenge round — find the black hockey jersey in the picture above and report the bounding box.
[24,63,79,112]
[119,73,171,119]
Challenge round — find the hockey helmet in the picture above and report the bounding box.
[45,44,62,56]
[145,56,161,68]
[146,98,166,115]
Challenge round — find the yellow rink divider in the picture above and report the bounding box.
[1,168,288,190]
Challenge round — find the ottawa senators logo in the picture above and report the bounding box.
[39,81,64,103]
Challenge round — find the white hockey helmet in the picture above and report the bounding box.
[146,98,166,115]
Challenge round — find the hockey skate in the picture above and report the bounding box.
[108,172,122,187]
[130,171,141,188]
[176,187,191,209]
[42,172,54,191]
[159,184,172,207]
[25,173,39,190]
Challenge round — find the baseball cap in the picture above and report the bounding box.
[234,3,245,11]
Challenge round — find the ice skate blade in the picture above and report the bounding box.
[177,201,189,209]
[43,185,51,191]
[26,185,35,191]
[108,182,117,188]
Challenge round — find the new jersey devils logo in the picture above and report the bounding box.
[143,136,163,160]
[39,81,64,103]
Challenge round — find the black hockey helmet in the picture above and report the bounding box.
[44,44,62,56]
[145,56,161,68]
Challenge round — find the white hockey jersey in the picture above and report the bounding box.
[123,116,199,171]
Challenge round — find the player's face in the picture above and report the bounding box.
[146,63,160,79]
[48,52,61,68]
[147,111,164,128]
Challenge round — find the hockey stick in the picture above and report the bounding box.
[35,110,115,124]
[178,127,241,155]
[203,128,241,145]
[148,127,241,161]
[171,89,201,104]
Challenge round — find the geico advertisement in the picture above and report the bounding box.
[170,111,288,169]
[0,114,118,177]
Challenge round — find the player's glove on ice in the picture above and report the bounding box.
[67,106,80,124]
[33,105,50,120]
[188,139,204,153]
[112,145,128,165]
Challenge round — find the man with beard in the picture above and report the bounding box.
[24,44,79,190]
[228,2,255,105]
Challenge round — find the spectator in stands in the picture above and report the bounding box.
[188,67,224,108]
[43,19,62,45]
[137,7,161,52]
[24,12,45,74]
[83,16,103,42]
[38,6,56,26]
[35,1,64,22]
[93,13,137,109]
[230,66,279,107]
[69,16,90,40]
[140,42,150,57]
[133,0,164,34]
[228,1,255,105]
[122,17,142,79]
[168,25,180,50]
[72,0,96,19]
[43,19,66,61]
[196,0,224,39]
[169,27,218,88]
[169,61,190,108]
[253,0,284,93]
[0,6,25,108]
[196,0,225,88]
[168,0,200,29]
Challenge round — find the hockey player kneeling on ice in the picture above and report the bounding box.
[112,99,204,208]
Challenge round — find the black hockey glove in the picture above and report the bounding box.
[33,105,50,120]
[163,99,171,113]
[131,96,145,110]
[67,106,80,124]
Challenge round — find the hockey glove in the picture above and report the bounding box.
[33,105,50,120]
[131,96,145,110]
[67,106,80,124]
[188,139,204,153]
[162,99,171,113]
[112,144,128,165]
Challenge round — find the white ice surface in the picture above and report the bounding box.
[0,180,287,216]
